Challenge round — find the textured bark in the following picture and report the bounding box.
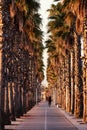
[0,1,3,128]
[74,33,83,118]
[70,48,75,114]
[65,52,71,113]
[62,57,66,109]
[83,9,87,122]
[60,62,63,107]
[57,67,61,106]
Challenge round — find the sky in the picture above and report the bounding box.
[39,0,54,87]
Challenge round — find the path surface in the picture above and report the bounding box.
[5,101,77,130]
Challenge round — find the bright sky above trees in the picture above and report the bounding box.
[39,0,54,87]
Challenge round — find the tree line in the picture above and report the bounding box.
[0,0,44,129]
[46,0,87,123]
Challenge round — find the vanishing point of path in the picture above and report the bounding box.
[5,101,77,130]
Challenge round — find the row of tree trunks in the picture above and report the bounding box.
[55,34,83,119]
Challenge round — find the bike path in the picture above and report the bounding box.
[5,101,77,130]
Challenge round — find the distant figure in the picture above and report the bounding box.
[48,96,52,107]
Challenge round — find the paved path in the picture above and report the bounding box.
[5,101,77,130]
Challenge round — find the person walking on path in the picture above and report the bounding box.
[48,96,52,107]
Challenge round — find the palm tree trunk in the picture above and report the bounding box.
[4,80,11,124]
[14,81,19,117]
[0,1,4,128]
[65,51,71,112]
[74,33,83,118]
[10,81,16,121]
[83,9,87,122]
[70,48,75,114]
[59,67,62,107]
[62,57,66,109]
[57,66,61,106]
[0,35,3,127]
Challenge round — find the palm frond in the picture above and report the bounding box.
[63,0,71,7]
[33,13,42,25]
[54,0,60,1]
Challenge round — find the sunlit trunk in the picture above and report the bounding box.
[60,63,63,107]
[70,49,75,114]
[62,57,66,109]
[65,52,71,112]
[74,33,83,118]
[57,67,61,106]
